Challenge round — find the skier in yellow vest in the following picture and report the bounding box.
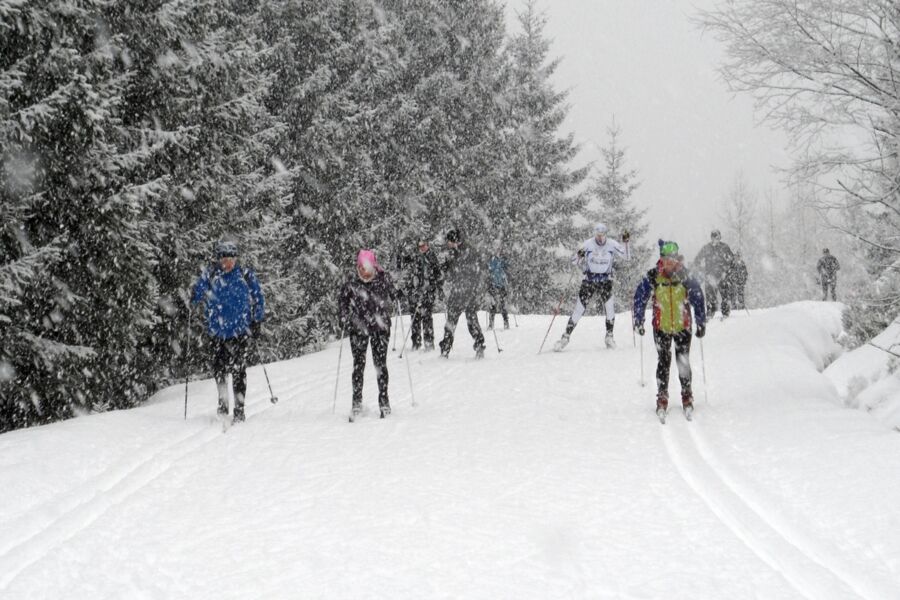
[633,240,706,423]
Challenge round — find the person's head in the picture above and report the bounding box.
[215,241,239,272]
[710,230,722,243]
[356,249,379,282]
[823,248,830,255]
[593,223,608,244]
[658,240,683,277]
[417,238,430,253]
[446,229,461,248]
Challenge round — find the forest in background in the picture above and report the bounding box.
[2,0,896,432]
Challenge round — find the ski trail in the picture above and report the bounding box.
[686,423,894,600]
[661,422,866,600]
[0,389,279,592]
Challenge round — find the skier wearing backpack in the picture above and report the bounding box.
[408,236,443,351]
[339,249,400,421]
[438,229,487,359]
[191,240,265,424]
[693,229,735,318]
[633,240,706,422]
[554,223,630,351]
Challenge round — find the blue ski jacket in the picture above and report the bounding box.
[192,264,265,339]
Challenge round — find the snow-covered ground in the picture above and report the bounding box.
[1,301,899,599]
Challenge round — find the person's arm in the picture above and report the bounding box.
[686,276,707,330]
[632,275,653,330]
[245,268,265,323]
[191,268,211,306]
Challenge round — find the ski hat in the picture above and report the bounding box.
[658,239,679,257]
[711,229,722,241]
[446,229,461,243]
[594,223,608,236]
[823,248,830,254]
[356,249,381,281]
[215,240,239,258]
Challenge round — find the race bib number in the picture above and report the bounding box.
[588,252,612,273]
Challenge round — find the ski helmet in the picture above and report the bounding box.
[215,240,239,258]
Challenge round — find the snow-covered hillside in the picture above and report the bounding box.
[1,302,898,599]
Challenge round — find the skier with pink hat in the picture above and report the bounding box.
[338,249,400,421]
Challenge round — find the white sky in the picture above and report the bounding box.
[505,0,793,254]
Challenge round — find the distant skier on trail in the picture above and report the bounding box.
[816,248,840,301]
[438,229,487,359]
[408,236,443,351]
[487,244,510,330]
[693,229,735,319]
[554,223,630,351]
[191,240,265,425]
[339,249,400,422]
[633,240,706,423]
[730,251,748,310]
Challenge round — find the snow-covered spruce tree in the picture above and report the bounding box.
[0,2,160,431]
[698,0,900,332]
[108,0,283,375]
[493,0,589,313]
[585,122,650,312]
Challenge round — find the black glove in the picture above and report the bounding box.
[250,321,262,338]
[622,230,631,243]
[696,325,706,339]
[634,323,645,336]
[576,248,586,258]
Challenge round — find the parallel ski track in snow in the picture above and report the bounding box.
[0,387,287,591]
[662,417,889,600]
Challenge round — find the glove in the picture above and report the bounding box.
[634,324,645,336]
[250,321,262,338]
[622,230,631,243]
[576,248,586,258]
[696,325,706,339]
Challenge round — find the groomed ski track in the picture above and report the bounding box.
[1,303,898,599]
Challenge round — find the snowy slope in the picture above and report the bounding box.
[1,302,899,600]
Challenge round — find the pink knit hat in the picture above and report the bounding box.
[356,249,381,278]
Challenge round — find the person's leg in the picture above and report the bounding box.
[439,302,462,356]
[704,282,718,317]
[720,280,732,317]
[410,299,423,349]
[371,332,390,414]
[464,303,486,353]
[230,336,250,421]
[488,286,498,330]
[212,338,229,415]
[673,330,693,407]
[599,281,616,345]
[654,330,674,410]
[421,296,435,349]
[564,281,596,336]
[349,332,369,413]
[499,287,509,328]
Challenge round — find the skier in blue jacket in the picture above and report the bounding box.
[191,240,265,423]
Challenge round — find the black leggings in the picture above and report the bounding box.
[654,329,693,400]
[212,335,250,397]
[349,331,390,409]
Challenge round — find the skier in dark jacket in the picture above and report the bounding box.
[191,240,265,424]
[339,249,400,421]
[693,229,735,318]
[408,237,443,351]
[633,240,706,423]
[438,229,486,359]
[487,247,510,330]
[730,251,748,310]
[816,248,840,301]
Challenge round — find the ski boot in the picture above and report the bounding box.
[553,333,570,352]
[380,405,391,419]
[349,405,362,423]
[605,321,616,349]
[475,345,485,360]
[656,392,669,424]
[682,392,694,421]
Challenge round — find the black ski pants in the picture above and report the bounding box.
[349,331,390,410]
[410,293,436,348]
[654,329,693,405]
[821,277,836,301]
[212,335,250,414]
[489,285,509,328]
[704,279,731,317]
[440,296,485,355]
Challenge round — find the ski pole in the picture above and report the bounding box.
[699,337,709,405]
[397,300,415,358]
[184,311,191,420]
[639,331,645,387]
[491,322,503,353]
[538,269,579,354]
[513,312,518,328]
[392,312,399,351]
[262,365,278,404]
[332,328,345,414]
